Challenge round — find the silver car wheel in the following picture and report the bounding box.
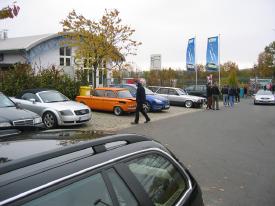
[43,112,57,129]
[185,100,193,108]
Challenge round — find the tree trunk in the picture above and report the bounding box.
[93,64,98,89]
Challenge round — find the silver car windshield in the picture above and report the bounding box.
[118,90,133,98]
[178,89,188,95]
[0,93,15,108]
[39,91,70,103]
[256,90,272,95]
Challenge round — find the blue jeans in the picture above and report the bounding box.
[223,94,229,106]
[229,95,234,107]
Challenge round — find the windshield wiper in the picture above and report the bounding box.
[47,100,62,103]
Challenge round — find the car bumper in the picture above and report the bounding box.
[193,101,204,107]
[151,103,170,111]
[254,100,275,105]
[59,113,92,126]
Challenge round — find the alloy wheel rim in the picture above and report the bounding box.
[186,101,192,108]
[44,113,55,128]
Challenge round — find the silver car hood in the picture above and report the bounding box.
[41,101,89,111]
[0,107,39,122]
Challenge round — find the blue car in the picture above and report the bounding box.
[110,84,170,112]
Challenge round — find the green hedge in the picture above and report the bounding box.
[0,64,88,99]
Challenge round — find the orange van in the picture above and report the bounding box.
[76,87,136,116]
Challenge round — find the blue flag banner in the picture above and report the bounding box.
[186,38,195,71]
[206,36,219,72]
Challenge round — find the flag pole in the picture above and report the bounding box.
[195,36,197,89]
[218,34,221,88]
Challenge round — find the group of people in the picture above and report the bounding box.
[206,83,245,110]
[221,85,243,107]
[206,83,221,110]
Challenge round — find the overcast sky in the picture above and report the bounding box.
[1,0,275,70]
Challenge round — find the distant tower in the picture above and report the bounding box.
[150,54,161,70]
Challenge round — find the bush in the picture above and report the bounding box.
[0,64,88,99]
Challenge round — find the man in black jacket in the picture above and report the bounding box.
[212,82,220,110]
[131,81,150,124]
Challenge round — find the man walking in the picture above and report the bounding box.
[131,81,150,124]
[212,82,220,110]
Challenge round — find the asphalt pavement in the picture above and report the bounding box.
[119,98,275,206]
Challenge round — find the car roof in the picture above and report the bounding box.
[0,133,165,203]
[21,88,52,94]
[157,86,181,89]
[96,87,128,91]
[15,88,53,98]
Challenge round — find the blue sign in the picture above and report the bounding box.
[206,36,219,72]
[186,38,195,71]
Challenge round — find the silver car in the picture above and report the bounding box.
[155,87,206,108]
[0,92,43,130]
[254,89,275,105]
[11,89,92,129]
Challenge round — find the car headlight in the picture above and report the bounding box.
[154,99,163,103]
[0,122,12,128]
[34,117,42,124]
[60,110,74,116]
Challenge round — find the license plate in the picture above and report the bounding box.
[165,105,170,108]
[79,116,89,121]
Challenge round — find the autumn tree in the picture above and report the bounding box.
[255,41,275,78]
[0,2,20,20]
[60,9,141,88]
[227,69,239,87]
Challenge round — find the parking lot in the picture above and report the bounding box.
[83,106,201,131]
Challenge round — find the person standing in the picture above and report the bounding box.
[206,83,212,110]
[221,85,229,106]
[228,86,235,107]
[244,86,248,98]
[272,83,275,94]
[131,81,150,124]
[212,82,220,110]
[236,87,240,102]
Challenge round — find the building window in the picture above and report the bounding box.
[60,47,71,66]
[0,54,3,62]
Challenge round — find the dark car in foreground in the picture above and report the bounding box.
[110,84,170,112]
[0,131,204,206]
[0,92,43,130]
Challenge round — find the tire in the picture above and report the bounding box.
[42,111,58,129]
[185,100,193,108]
[143,102,151,113]
[114,106,123,116]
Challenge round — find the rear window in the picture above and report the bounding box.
[127,154,188,206]
[117,90,133,98]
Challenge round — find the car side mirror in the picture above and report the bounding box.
[15,102,22,109]
[29,98,36,104]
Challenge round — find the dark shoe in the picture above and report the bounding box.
[144,119,150,123]
[131,122,138,124]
